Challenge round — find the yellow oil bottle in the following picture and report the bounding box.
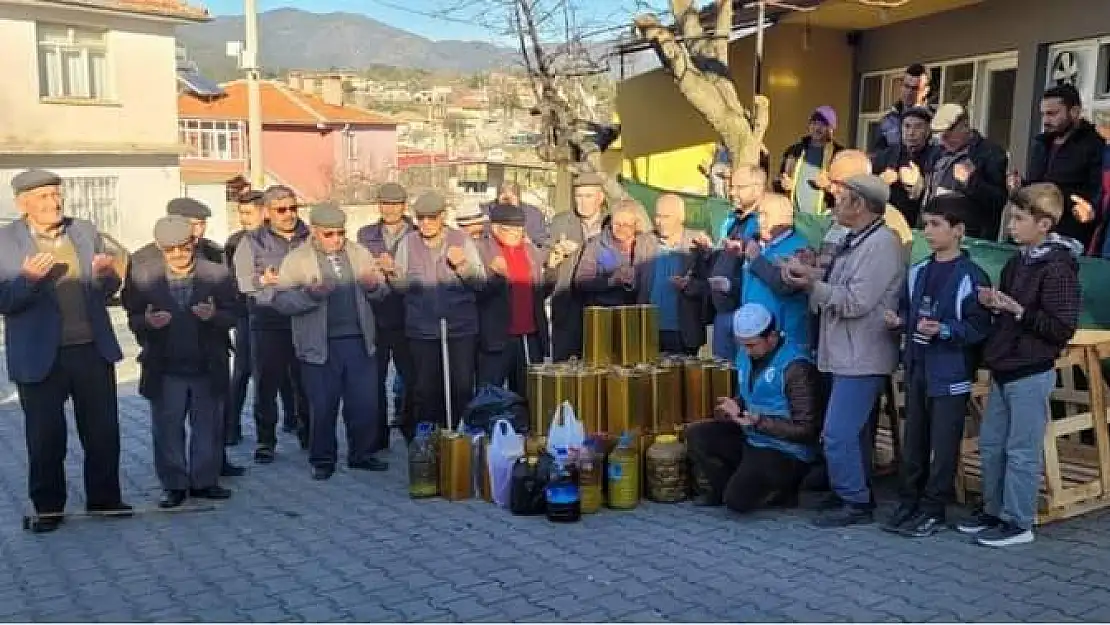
[606,433,640,510]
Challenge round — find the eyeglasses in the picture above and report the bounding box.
[271,205,299,215]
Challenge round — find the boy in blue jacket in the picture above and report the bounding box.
[881,193,993,537]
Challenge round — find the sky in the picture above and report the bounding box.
[200,0,659,42]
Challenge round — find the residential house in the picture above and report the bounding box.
[178,77,399,207]
[0,0,208,251]
[614,0,1110,193]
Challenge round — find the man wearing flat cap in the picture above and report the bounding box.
[232,185,311,463]
[0,169,129,532]
[124,197,244,478]
[686,303,822,514]
[475,203,553,394]
[274,203,390,478]
[494,181,551,249]
[393,191,486,437]
[782,173,906,528]
[123,216,239,508]
[546,172,609,361]
[356,181,414,451]
[917,103,1008,240]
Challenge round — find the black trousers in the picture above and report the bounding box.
[374,327,414,452]
[17,344,123,514]
[685,419,808,513]
[660,330,698,356]
[252,329,307,449]
[898,366,969,517]
[477,333,542,396]
[409,335,477,436]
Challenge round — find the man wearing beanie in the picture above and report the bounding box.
[475,202,551,394]
[777,106,845,215]
[273,203,390,479]
[685,303,822,513]
[0,169,130,532]
[123,215,239,508]
[123,197,244,478]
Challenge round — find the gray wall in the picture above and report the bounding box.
[855,0,1107,169]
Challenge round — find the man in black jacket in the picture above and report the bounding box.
[224,191,264,446]
[1023,84,1104,249]
[918,103,1009,240]
[874,106,933,228]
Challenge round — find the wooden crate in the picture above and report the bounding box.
[955,330,1110,525]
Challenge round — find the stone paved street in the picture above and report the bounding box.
[3,313,1110,622]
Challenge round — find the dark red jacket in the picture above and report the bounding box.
[983,236,1082,383]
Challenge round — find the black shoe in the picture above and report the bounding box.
[955,508,1003,535]
[765,490,799,509]
[221,462,246,477]
[159,490,187,509]
[86,501,134,518]
[254,446,275,464]
[312,465,335,481]
[189,486,232,500]
[900,512,946,538]
[810,493,843,511]
[27,514,64,533]
[880,503,918,534]
[692,493,722,507]
[348,458,389,472]
[974,521,1034,547]
[813,504,874,528]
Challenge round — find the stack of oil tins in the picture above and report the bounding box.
[525,304,736,507]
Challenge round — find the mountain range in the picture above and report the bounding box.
[176,8,519,80]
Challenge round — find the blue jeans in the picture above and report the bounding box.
[712,311,736,361]
[823,374,887,506]
[300,337,381,468]
[979,370,1055,530]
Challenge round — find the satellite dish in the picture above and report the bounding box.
[1051,50,1080,86]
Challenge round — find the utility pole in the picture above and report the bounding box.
[244,0,264,188]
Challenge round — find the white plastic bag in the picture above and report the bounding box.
[546,401,586,456]
[488,419,524,508]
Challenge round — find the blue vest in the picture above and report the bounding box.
[400,228,479,340]
[738,342,817,463]
[247,222,309,330]
[741,229,811,350]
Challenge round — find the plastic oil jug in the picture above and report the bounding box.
[578,442,603,514]
[545,448,581,523]
[607,433,640,510]
[408,422,439,498]
[646,434,687,503]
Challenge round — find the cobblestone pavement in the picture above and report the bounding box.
[3,313,1110,622]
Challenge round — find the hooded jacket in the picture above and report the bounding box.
[982,234,1082,383]
[1028,120,1105,247]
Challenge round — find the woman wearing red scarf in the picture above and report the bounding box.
[475,203,553,394]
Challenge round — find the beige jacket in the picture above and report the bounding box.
[272,240,388,365]
[810,222,905,376]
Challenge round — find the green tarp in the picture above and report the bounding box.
[620,177,1110,329]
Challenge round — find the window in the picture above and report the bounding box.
[942,62,976,109]
[62,177,119,236]
[1096,43,1110,99]
[178,119,246,160]
[37,23,109,100]
[346,132,358,161]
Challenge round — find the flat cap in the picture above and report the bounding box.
[931,103,967,133]
[411,191,446,217]
[153,215,193,248]
[11,169,62,195]
[239,190,265,205]
[309,202,347,228]
[488,202,525,227]
[572,172,605,188]
[455,199,487,226]
[841,174,891,207]
[732,303,774,340]
[166,197,212,219]
[377,182,407,204]
[903,105,934,124]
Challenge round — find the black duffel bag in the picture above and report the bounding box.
[461,385,530,436]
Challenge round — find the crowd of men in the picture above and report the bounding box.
[0,61,1105,543]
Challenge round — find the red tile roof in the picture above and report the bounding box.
[46,0,209,21]
[179,80,396,127]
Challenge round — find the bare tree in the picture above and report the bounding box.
[634,0,770,166]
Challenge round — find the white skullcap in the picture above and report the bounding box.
[732,303,773,340]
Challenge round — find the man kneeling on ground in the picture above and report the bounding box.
[686,303,823,512]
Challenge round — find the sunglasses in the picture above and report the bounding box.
[271,205,299,215]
